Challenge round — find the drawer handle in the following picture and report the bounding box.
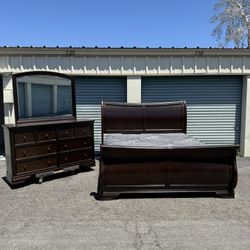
[84,141,87,145]
[23,150,26,157]
[48,147,51,152]
[45,133,49,139]
[23,135,26,142]
[64,144,68,149]
[48,160,51,166]
[23,164,27,171]
[64,157,68,161]
[84,153,88,157]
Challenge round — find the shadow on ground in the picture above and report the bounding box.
[2,166,94,189]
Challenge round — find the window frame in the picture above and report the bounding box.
[13,71,76,124]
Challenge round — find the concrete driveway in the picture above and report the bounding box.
[0,157,250,250]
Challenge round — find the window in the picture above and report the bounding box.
[14,72,75,123]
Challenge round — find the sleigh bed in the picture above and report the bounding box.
[97,101,238,200]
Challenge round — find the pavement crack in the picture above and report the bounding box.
[148,225,163,249]
[133,221,144,250]
[129,221,163,250]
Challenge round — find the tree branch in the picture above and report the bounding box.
[231,0,249,24]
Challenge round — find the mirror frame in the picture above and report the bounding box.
[13,71,76,124]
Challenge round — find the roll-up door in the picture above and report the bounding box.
[142,76,242,145]
[75,77,127,151]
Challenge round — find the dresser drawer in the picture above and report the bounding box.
[57,127,75,139]
[59,149,93,165]
[16,143,57,159]
[75,126,92,137]
[58,138,92,152]
[16,157,57,174]
[14,131,35,144]
[37,129,56,141]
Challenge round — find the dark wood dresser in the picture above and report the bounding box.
[3,120,95,186]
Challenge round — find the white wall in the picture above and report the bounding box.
[127,76,141,103]
[2,75,15,125]
[241,76,250,156]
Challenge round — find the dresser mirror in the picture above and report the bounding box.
[13,72,76,124]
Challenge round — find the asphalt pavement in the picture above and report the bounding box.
[0,157,250,250]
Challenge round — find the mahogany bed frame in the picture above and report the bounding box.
[98,101,238,200]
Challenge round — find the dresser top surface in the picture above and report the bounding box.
[3,119,94,130]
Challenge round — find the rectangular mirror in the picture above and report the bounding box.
[13,72,76,123]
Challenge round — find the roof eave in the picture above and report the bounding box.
[0,47,249,56]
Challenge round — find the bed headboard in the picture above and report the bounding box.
[101,101,187,143]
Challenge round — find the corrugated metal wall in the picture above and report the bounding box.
[1,53,250,76]
[75,77,127,151]
[142,76,242,145]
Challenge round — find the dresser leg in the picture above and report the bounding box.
[8,176,30,188]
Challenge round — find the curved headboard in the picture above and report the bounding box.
[101,101,187,143]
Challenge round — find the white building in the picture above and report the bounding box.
[0,46,250,156]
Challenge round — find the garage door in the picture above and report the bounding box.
[75,77,127,151]
[142,76,242,145]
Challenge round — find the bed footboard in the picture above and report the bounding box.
[98,145,238,200]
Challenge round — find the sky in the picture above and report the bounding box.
[0,0,223,48]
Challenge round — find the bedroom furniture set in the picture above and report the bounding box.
[2,71,238,200]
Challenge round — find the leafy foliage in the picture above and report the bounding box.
[211,0,250,47]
